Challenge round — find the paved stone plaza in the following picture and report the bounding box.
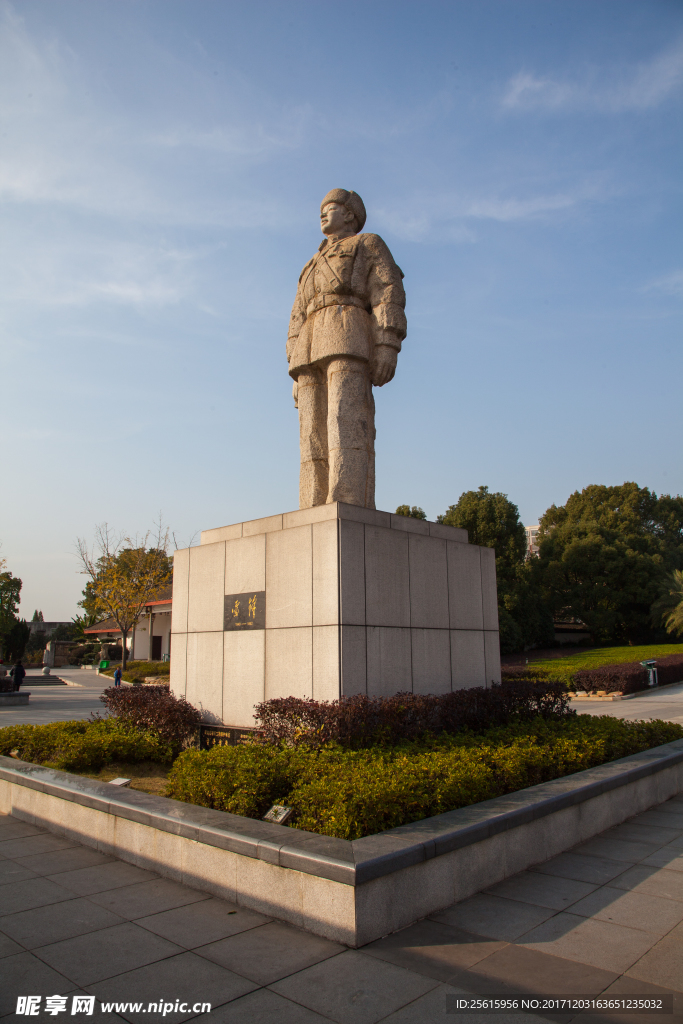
[0,671,112,727]
[1,794,682,1023]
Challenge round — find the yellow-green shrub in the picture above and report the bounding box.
[0,719,174,771]
[165,716,683,839]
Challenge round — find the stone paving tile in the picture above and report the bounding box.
[0,859,39,884]
[87,950,258,1023]
[665,834,683,850]
[466,943,620,995]
[32,921,183,986]
[362,919,506,983]
[0,833,78,859]
[0,876,75,915]
[602,976,683,1021]
[430,893,556,942]
[197,920,345,986]
[136,897,270,947]
[0,821,45,842]
[0,931,24,957]
[572,837,665,863]
[624,921,683,994]
[16,846,115,875]
[46,861,159,896]
[533,852,629,886]
[87,878,210,919]
[641,848,683,872]
[0,896,125,948]
[517,912,661,975]
[568,886,683,935]
[0,951,74,1016]
[608,865,683,901]
[606,824,683,845]
[632,809,683,829]
[208,987,333,1022]
[484,871,597,910]
[270,949,438,1024]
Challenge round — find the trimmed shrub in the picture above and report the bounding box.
[654,653,683,687]
[102,661,171,685]
[253,682,572,748]
[165,716,683,839]
[99,686,200,748]
[0,719,173,771]
[574,663,648,695]
[572,654,683,694]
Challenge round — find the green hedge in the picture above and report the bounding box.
[0,719,175,772]
[101,661,170,685]
[165,716,683,839]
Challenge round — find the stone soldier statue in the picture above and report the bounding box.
[287,189,406,509]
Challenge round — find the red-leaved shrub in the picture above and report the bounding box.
[574,664,647,695]
[254,681,573,748]
[653,654,683,687]
[98,686,201,748]
[574,653,683,695]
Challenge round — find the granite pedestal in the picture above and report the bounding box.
[170,503,500,727]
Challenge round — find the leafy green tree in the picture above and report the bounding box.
[537,483,683,643]
[439,487,554,653]
[395,505,427,520]
[650,569,683,637]
[3,620,30,662]
[70,613,100,641]
[0,559,23,662]
[77,523,173,669]
[439,486,527,568]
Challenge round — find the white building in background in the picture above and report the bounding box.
[84,586,172,661]
[525,525,540,557]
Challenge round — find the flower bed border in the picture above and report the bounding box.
[1,740,682,947]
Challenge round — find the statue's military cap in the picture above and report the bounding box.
[320,189,367,232]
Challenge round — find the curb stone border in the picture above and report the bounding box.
[1,739,682,946]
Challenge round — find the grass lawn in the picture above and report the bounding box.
[529,643,683,680]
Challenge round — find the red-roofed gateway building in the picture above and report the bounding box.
[83,586,172,661]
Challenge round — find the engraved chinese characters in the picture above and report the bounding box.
[287,189,406,509]
[223,591,266,630]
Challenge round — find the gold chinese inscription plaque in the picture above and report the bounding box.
[224,591,266,631]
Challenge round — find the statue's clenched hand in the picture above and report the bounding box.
[292,381,299,408]
[371,344,398,387]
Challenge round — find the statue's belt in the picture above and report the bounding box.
[306,294,369,317]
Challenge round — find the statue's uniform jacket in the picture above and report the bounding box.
[287,233,407,378]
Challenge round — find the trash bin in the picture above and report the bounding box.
[640,660,658,688]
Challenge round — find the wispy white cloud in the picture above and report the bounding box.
[503,38,683,112]
[0,3,301,226]
[0,231,199,309]
[643,269,683,296]
[375,179,606,241]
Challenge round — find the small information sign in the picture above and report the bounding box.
[200,725,259,750]
[263,805,293,825]
[224,592,266,631]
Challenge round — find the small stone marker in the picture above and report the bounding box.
[109,778,131,787]
[263,804,293,825]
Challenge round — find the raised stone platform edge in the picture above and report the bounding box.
[199,500,469,545]
[1,740,682,946]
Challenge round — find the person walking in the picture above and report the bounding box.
[113,666,122,687]
[11,660,26,692]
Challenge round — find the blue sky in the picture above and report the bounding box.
[1,0,681,619]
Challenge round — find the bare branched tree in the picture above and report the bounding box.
[76,519,172,670]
